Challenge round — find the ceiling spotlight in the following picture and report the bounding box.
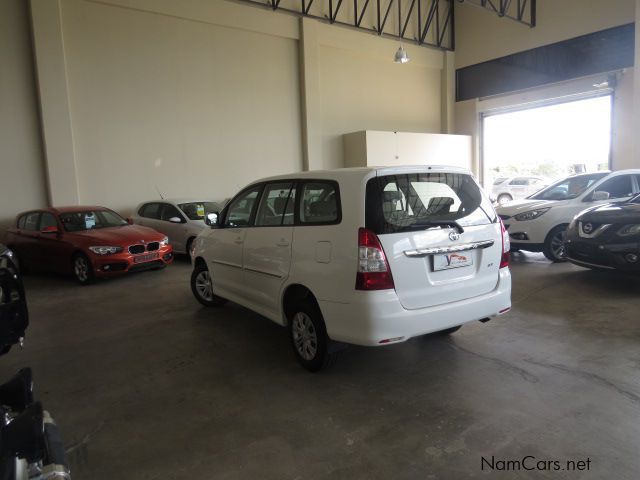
[394,45,410,64]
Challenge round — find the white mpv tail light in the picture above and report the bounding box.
[500,219,510,269]
[355,228,395,290]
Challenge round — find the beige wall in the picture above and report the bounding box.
[16,0,637,223]
[0,0,48,233]
[453,98,480,173]
[12,0,640,235]
[60,0,302,211]
[612,70,636,170]
[23,0,446,215]
[453,0,638,175]
[315,24,443,169]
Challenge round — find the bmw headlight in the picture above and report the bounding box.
[160,236,169,246]
[514,208,550,222]
[89,246,123,255]
[617,224,640,237]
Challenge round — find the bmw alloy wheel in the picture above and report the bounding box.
[74,257,89,282]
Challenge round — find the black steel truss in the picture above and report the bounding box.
[234,0,456,51]
[233,0,536,51]
[457,0,536,27]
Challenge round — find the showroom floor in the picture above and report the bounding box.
[0,254,638,479]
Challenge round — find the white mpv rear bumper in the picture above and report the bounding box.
[319,268,512,346]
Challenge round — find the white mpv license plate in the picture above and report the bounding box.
[433,252,473,271]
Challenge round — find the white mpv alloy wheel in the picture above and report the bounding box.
[190,262,227,307]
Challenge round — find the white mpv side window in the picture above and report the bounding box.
[255,183,296,226]
[224,187,261,228]
[299,182,340,225]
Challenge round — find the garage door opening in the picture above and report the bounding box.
[482,94,612,204]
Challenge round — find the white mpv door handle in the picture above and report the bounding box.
[234,237,244,244]
[276,239,290,247]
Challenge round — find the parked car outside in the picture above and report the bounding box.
[565,193,640,272]
[5,207,173,285]
[0,244,28,354]
[132,199,221,255]
[190,166,511,371]
[496,170,640,262]
[491,176,548,204]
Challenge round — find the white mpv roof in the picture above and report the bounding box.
[254,165,472,185]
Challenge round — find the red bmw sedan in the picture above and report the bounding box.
[5,206,173,284]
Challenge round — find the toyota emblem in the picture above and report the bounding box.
[582,223,593,234]
[449,231,460,241]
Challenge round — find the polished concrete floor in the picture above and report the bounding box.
[1,253,639,479]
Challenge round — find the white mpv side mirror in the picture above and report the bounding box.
[205,212,219,228]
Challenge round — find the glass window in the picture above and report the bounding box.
[60,210,127,232]
[530,173,608,201]
[282,188,296,226]
[178,202,220,221]
[161,204,183,222]
[255,183,295,226]
[39,213,58,230]
[300,182,339,224]
[509,178,527,186]
[17,216,26,229]
[224,187,262,227]
[593,175,634,200]
[140,203,161,219]
[493,177,508,185]
[366,173,495,234]
[22,213,40,232]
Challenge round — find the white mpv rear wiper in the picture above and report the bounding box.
[405,221,465,234]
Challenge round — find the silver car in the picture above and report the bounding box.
[491,176,547,205]
[132,199,221,254]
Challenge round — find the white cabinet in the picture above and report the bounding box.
[343,130,472,170]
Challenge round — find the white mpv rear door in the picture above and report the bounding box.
[367,172,502,310]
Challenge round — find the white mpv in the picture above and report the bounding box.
[190,166,512,371]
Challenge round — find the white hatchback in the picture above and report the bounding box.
[496,170,640,261]
[132,199,221,254]
[191,166,512,371]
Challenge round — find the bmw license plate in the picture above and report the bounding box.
[433,252,473,271]
[133,252,159,264]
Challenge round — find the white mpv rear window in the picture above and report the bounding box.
[365,173,496,234]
